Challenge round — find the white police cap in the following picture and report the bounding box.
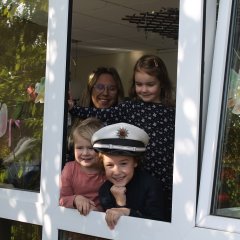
[91,122,149,156]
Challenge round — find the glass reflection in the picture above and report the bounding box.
[0,218,42,240]
[0,1,48,191]
[212,1,240,217]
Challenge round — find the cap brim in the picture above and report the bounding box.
[94,147,143,156]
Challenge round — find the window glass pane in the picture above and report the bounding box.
[211,0,240,217]
[0,218,42,240]
[0,1,48,191]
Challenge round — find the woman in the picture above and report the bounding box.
[80,67,124,108]
[67,67,125,162]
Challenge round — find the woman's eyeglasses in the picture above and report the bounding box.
[93,83,117,93]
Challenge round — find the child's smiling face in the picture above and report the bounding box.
[134,70,161,103]
[74,135,99,171]
[102,154,137,186]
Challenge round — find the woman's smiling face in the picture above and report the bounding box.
[102,154,137,186]
[91,73,118,108]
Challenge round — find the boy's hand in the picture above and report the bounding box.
[74,195,96,216]
[105,208,130,230]
[110,185,126,206]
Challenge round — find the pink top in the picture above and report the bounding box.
[59,161,106,211]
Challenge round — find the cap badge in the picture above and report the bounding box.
[116,127,129,139]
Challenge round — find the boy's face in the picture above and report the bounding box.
[74,135,99,170]
[102,154,137,186]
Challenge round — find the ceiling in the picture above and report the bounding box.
[71,0,179,57]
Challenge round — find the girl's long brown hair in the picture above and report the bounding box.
[129,55,175,107]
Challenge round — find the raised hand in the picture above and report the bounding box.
[110,185,127,207]
[68,99,75,110]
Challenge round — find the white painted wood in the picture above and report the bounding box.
[171,0,204,235]
[41,0,206,239]
[196,0,237,233]
[56,208,177,240]
[201,0,217,153]
[49,0,206,239]
[40,0,70,239]
[0,188,42,203]
[0,197,43,225]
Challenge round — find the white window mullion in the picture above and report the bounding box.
[41,0,70,239]
[171,0,204,232]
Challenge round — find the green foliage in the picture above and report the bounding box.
[10,221,42,240]
[0,0,48,192]
[219,110,240,207]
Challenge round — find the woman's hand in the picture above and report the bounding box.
[110,185,126,206]
[74,195,96,216]
[68,99,74,110]
[105,208,130,230]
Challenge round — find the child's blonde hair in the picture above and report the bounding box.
[68,118,103,150]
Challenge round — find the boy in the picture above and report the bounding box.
[91,122,168,229]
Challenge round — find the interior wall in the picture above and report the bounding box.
[69,50,178,100]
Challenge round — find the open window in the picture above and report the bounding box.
[61,0,180,231]
[197,0,240,233]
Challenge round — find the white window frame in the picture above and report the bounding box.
[2,0,240,239]
[44,0,205,238]
[197,0,240,235]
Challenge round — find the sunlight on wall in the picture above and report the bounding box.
[47,40,58,68]
[44,214,52,236]
[185,201,194,221]
[173,138,195,185]
[183,99,197,123]
[175,138,195,156]
[9,198,17,208]
[184,0,201,21]
[18,211,27,222]
[183,99,198,138]
[49,7,56,28]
